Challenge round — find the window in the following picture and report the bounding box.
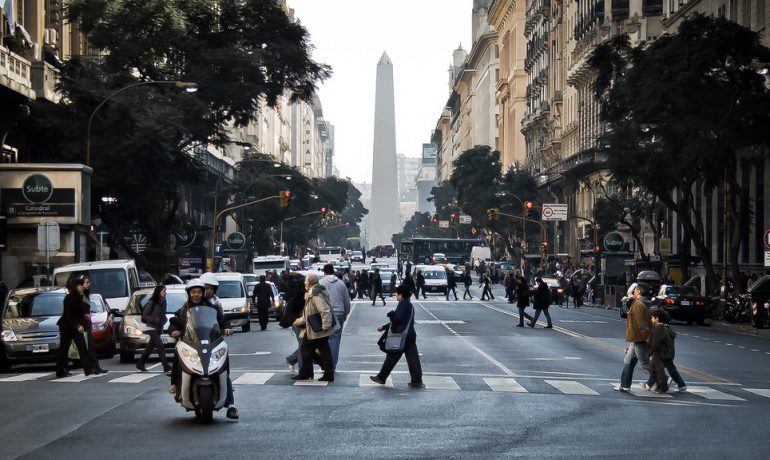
[5,293,66,318]
[217,281,245,299]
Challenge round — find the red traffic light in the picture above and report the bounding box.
[525,201,533,209]
[321,207,326,214]
[594,245,601,252]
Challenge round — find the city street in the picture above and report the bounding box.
[1,276,769,459]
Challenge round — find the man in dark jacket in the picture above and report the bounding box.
[515,276,534,327]
[252,276,275,331]
[529,278,553,328]
[371,269,386,306]
[415,270,427,299]
[445,268,458,301]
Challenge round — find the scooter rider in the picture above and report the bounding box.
[169,277,239,420]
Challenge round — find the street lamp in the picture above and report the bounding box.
[85,81,198,166]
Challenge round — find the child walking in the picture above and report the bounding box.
[643,310,687,393]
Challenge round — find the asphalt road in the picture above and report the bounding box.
[2,268,770,459]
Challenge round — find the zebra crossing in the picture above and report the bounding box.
[2,370,768,403]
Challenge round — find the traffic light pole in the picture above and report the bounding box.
[567,213,600,279]
[496,211,548,267]
[209,194,281,271]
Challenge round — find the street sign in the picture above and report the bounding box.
[542,203,567,221]
[37,219,60,255]
[227,232,246,250]
[603,231,625,253]
[438,220,449,228]
[764,229,770,249]
[765,251,770,268]
[459,215,472,224]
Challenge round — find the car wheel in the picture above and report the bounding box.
[120,349,135,363]
[242,321,251,332]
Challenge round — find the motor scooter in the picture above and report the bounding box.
[172,306,229,423]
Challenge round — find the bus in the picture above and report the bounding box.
[317,246,347,263]
[400,238,484,266]
[252,256,289,274]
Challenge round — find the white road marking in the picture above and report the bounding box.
[230,351,271,356]
[359,374,394,388]
[744,388,770,398]
[422,375,460,390]
[686,386,746,401]
[546,379,599,395]
[233,372,274,385]
[52,373,104,383]
[109,373,159,384]
[609,383,672,398]
[0,373,52,382]
[293,379,328,387]
[484,377,527,393]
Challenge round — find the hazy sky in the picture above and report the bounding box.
[288,0,473,183]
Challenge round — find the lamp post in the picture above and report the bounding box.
[86,81,198,166]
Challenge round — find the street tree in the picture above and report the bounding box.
[449,145,503,228]
[589,14,770,292]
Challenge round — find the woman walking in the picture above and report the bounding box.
[480,273,495,300]
[137,284,172,373]
[55,278,99,378]
[292,273,339,382]
[80,276,107,374]
[280,274,307,372]
[370,285,424,388]
[529,278,553,328]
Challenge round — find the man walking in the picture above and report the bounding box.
[415,270,427,299]
[616,284,652,392]
[252,275,274,331]
[371,268,386,306]
[320,264,351,372]
[462,271,473,300]
[445,268,458,301]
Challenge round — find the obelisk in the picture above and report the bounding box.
[370,52,400,247]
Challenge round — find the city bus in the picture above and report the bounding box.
[400,238,484,266]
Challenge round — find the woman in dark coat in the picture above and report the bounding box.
[137,284,171,372]
[370,285,424,388]
[515,276,534,327]
[80,276,106,373]
[280,275,307,371]
[529,278,553,328]
[56,278,98,378]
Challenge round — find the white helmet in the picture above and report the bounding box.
[199,272,219,288]
[186,278,206,293]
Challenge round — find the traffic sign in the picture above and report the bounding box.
[438,220,449,228]
[37,219,60,255]
[542,203,567,221]
[764,229,770,249]
[459,215,472,224]
[603,231,625,252]
[765,251,770,267]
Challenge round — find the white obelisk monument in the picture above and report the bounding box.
[369,52,400,247]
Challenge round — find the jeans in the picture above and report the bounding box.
[518,307,534,326]
[646,358,686,388]
[620,342,650,389]
[463,286,473,299]
[139,329,170,369]
[531,308,552,326]
[286,326,303,368]
[481,286,494,300]
[446,286,458,300]
[56,328,94,375]
[328,314,345,371]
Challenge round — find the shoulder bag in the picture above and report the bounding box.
[384,305,414,353]
[307,294,337,332]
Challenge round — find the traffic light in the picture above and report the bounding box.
[279,190,292,208]
[486,208,500,221]
[450,213,456,222]
[541,241,548,253]
[320,207,327,216]
[594,245,601,255]
[524,201,534,218]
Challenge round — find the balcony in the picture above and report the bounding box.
[0,46,35,99]
[31,61,61,103]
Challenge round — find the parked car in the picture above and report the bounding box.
[212,272,250,332]
[1,287,66,371]
[119,286,186,363]
[88,293,117,358]
[651,284,708,325]
[619,271,662,318]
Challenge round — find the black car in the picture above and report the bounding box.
[651,284,708,325]
[1,287,67,371]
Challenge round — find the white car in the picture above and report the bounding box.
[212,273,250,332]
[415,265,447,294]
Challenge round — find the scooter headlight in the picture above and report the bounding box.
[208,343,228,373]
[178,341,203,373]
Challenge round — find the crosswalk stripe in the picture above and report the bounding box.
[293,379,328,387]
[546,380,599,395]
[0,373,53,382]
[743,388,770,398]
[233,372,274,385]
[359,374,394,388]
[685,386,746,401]
[423,375,460,390]
[608,383,672,398]
[51,373,104,383]
[484,377,527,392]
[109,373,160,384]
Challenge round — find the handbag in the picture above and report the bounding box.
[307,313,323,332]
[67,331,89,360]
[384,306,414,353]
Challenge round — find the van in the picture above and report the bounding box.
[53,260,141,314]
[470,246,491,267]
[212,272,250,332]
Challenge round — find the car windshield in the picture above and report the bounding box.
[423,270,446,280]
[4,292,66,318]
[54,269,128,300]
[217,281,245,299]
[242,275,257,284]
[139,272,155,283]
[125,291,187,315]
[88,295,104,313]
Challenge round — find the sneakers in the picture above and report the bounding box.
[640,383,651,391]
[408,382,426,389]
[369,375,386,385]
[614,385,630,392]
[678,385,688,393]
[286,360,295,372]
[226,406,240,420]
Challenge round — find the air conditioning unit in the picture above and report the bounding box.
[44,28,58,46]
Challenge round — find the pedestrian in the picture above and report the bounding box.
[292,273,339,382]
[405,260,412,277]
[445,268,458,301]
[504,272,515,303]
[356,270,366,299]
[371,268,386,306]
[529,278,553,328]
[279,274,307,372]
[515,276,534,327]
[642,310,672,394]
[397,260,403,278]
[462,271,473,300]
[642,310,687,392]
[80,276,107,373]
[252,275,274,331]
[415,270,427,299]
[389,272,398,297]
[369,285,424,388]
[320,264,351,372]
[480,273,494,300]
[55,278,99,378]
[615,284,652,392]
[137,284,172,373]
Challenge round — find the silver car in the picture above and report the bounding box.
[118,286,187,363]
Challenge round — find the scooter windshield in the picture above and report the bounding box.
[183,306,222,343]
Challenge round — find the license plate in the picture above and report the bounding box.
[162,336,176,344]
[32,344,49,353]
[681,301,690,306]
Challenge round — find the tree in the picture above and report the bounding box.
[449,145,502,228]
[22,0,330,273]
[589,14,770,293]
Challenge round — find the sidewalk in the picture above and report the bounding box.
[583,302,770,339]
